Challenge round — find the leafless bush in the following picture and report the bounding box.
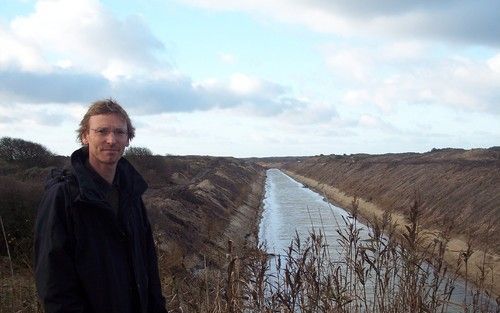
[0,176,42,263]
[0,137,55,169]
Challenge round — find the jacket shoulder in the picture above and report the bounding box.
[36,168,79,237]
[42,167,79,204]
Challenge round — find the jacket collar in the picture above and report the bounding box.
[70,147,148,204]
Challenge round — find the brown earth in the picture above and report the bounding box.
[1,149,266,311]
[131,155,266,274]
[257,147,500,297]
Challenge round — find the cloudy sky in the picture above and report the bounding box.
[1,0,499,157]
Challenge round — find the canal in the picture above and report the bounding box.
[258,169,494,312]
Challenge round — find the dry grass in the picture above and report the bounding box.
[1,165,498,312]
[284,170,500,299]
[2,199,499,313]
[154,197,499,312]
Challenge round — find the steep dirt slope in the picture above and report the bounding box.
[1,152,266,275]
[280,148,500,253]
[0,147,266,311]
[132,156,266,274]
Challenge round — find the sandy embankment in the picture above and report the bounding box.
[221,170,266,252]
[283,170,500,298]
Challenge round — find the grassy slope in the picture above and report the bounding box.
[274,147,500,297]
[280,148,500,251]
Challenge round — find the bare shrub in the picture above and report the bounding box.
[0,176,42,264]
[125,146,171,187]
[0,137,55,169]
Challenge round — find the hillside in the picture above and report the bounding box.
[134,155,266,272]
[269,147,500,297]
[0,138,266,312]
[2,137,498,309]
[278,148,500,252]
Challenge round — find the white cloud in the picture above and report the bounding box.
[0,24,48,71]
[181,0,500,118]
[358,71,492,113]
[379,40,428,61]
[325,49,372,82]
[1,1,318,117]
[229,73,261,95]
[181,0,500,47]
[357,114,394,131]
[181,0,353,35]
[488,53,500,74]
[218,52,237,65]
[8,0,164,79]
[0,65,317,117]
[323,43,500,114]
[0,102,81,127]
[358,114,378,128]
[278,98,337,125]
[55,59,73,69]
[343,89,369,107]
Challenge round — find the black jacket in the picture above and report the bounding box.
[35,148,167,313]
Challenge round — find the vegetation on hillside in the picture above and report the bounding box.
[1,138,498,312]
[281,149,500,253]
[158,199,499,312]
[0,138,62,264]
[0,138,265,312]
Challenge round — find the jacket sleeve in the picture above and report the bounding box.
[34,183,87,313]
[141,200,168,313]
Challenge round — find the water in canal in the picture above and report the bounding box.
[258,169,495,312]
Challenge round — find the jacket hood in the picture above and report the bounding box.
[70,147,148,204]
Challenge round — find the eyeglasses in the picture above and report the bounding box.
[90,127,128,138]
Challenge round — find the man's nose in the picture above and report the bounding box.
[104,132,118,144]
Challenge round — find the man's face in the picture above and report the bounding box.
[82,113,129,167]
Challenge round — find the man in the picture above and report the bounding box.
[35,99,167,313]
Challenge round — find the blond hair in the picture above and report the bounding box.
[76,98,135,145]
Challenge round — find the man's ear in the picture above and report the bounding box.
[82,133,89,145]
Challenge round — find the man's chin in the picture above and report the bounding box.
[99,156,121,165]
[102,151,122,158]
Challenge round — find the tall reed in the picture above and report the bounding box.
[2,200,498,313]
[161,197,497,313]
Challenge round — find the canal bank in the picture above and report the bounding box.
[221,169,266,254]
[258,169,497,312]
[281,169,500,299]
